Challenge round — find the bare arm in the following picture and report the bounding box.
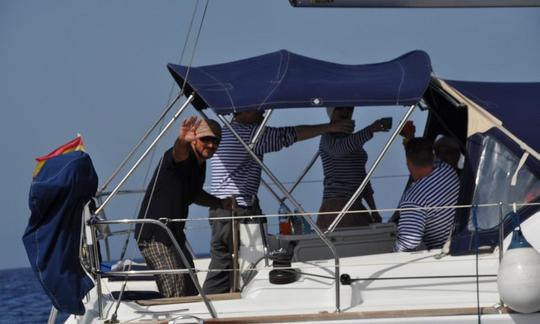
[295,119,354,141]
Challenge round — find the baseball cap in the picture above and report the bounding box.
[195,119,222,139]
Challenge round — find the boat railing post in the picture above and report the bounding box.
[95,196,112,262]
[98,93,183,195]
[95,218,218,319]
[230,196,241,292]
[47,306,58,324]
[217,114,342,312]
[91,224,104,319]
[326,104,417,233]
[94,94,194,216]
[498,201,505,307]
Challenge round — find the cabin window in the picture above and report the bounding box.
[468,135,540,231]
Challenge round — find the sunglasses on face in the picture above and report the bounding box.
[200,136,220,145]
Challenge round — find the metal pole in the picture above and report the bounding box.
[47,306,58,324]
[231,198,240,292]
[327,104,417,233]
[98,93,183,194]
[498,201,505,308]
[90,224,104,319]
[95,95,194,216]
[217,114,341,312]
[498,202,504,262]
[287,151,319,196]
[250,109,273,148]
[98,218,217,318]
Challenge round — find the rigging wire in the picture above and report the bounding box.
[119,0,203,266]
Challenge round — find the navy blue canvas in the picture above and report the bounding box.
[22,151,97,315]
[168,50,432,113]
[446,80,540,154]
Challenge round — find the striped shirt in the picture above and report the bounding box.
[210,121,297,206]
[319,127,374,200]
[395,162,459,252]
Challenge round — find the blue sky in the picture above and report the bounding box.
[1,0,539,269]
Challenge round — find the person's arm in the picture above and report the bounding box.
[172,116,201,163]
[194,190,234,210]
[295,119,354,141]
[394,202,425,252]
[321,127,373,155]
[320,118,390,156]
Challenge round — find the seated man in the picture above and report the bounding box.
[317,106,390,230]
[135,117,232,298]
[394,138,459,252]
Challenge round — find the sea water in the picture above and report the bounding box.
[0,268,69,324]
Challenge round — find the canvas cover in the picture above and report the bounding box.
[168,49,432,113]
[22,150,97,314]
[446,80,540,156]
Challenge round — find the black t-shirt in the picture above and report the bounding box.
[135,146,205,245]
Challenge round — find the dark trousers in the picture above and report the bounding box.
[202,206,261,294]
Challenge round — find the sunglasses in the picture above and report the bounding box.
[199,136,220,145]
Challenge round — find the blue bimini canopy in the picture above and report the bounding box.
[446,80,540,155]
[168,50,432,114]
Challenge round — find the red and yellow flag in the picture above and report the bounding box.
[33,136,86,178]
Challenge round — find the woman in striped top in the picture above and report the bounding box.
[317,106,391,230]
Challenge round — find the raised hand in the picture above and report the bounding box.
[399,121,416,139]
[179,116,201,143]
[328,119,355,134]
[369,119,390,133]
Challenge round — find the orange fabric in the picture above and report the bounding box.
[33,136,86,178]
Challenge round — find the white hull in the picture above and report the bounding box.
[65,212,540,323]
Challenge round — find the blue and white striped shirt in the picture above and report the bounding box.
[395,162,459,252]
[210,121,297,206]
[319,127,374,200]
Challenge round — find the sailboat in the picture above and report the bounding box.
[22,1,540,323]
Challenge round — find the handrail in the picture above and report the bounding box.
[93,218,218,318]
